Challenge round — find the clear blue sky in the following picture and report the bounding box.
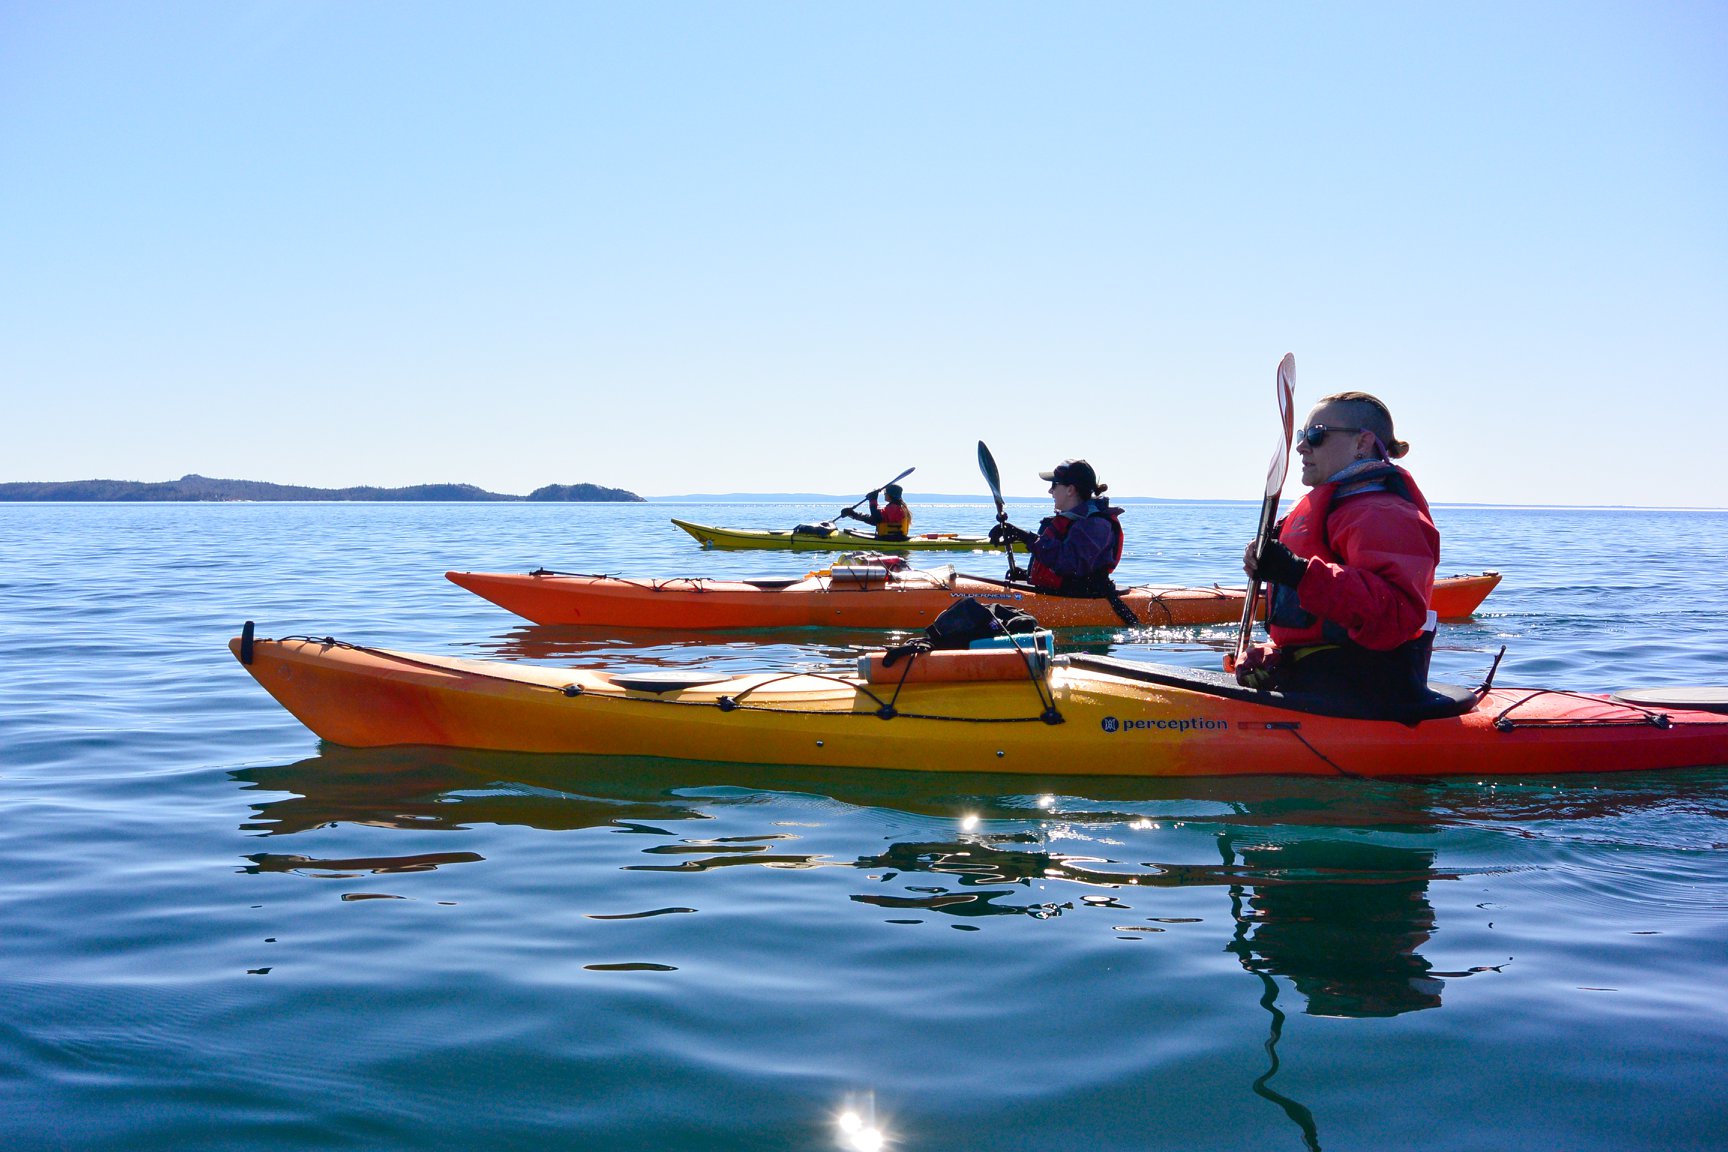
[3,2,1723,506]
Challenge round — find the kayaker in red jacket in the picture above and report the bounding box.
[990,459,1125,596]
[1237,392,1440,704]
[839,484,913,541]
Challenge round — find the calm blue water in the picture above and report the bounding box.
[3,500,1726,1152]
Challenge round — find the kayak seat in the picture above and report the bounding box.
[609,670,738,694]
[1063,654,1479,724]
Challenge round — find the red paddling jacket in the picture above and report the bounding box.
[1267,463,1439,652]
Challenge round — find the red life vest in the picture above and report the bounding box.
[1028,503,1124,595]
[1268,464,1437,649]
[874,499,912,540]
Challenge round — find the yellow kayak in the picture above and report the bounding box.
[670,517,1024,552]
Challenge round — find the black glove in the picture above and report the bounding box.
[838,508,863,521]
[989,522,1036,546]
[1006,563,1029,581]
[1255,540,1309,588]
[1234,642,1284,689]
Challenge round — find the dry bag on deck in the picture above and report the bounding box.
[880,597,1044,669]
[924,597,1040,649]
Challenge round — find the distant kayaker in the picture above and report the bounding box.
[989,459,1124,596]
[839,483,913,541]
[1237,391,1439,705]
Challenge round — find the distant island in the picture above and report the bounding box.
[0,474,644,502]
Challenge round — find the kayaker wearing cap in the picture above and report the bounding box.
[989,459,1124,596]
[1237,391,1440,705]
[839,483,913,542]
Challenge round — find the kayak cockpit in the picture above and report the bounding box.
[1610,687,1728,715]
[1061,653,1481,724]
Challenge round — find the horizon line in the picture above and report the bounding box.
[645,492,1728,513]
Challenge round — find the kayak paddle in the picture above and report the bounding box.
[839,466,915,517]
[976,440,1017,578]
[1227,353,1297,674]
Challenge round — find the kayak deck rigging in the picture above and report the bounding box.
[1487,688,1683,731]
[265,631,1068,725]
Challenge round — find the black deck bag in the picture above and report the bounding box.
[924,597,1040,648]
[882,597,1043,668]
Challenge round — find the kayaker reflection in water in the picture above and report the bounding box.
[838,483,913,541]
[1238,391,1439,706]
[989,459,1125,596]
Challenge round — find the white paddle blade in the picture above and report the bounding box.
[1264,353,1296,498]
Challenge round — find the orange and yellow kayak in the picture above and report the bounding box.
[231,626,1728,778]
[446,566,1502,631]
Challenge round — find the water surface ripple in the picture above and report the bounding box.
[2,502,1726,1151]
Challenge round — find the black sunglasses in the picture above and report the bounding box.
[1298,424,1364,448]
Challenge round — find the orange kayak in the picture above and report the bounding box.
[230,626,1728,778]
[446,566,1502,631]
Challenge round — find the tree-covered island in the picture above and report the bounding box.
[0,475,644,502]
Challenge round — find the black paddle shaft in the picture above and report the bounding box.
[976,440,1019,579]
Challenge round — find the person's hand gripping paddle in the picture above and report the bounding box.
[976,441,1018,579]
[1226,354,1296,675]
